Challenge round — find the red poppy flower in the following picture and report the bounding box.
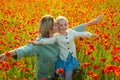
[90,56,95,61]
[114,66,120,77]
[93,74,98,80]
[1,31,5,35]
[81,62,91,68]
[116,57,120,63]
[93,65,98,69]
[56,68,64,74]
[21,78,27,80]
[0,65,2,70]
[26,68,30,71]
[101,58,106,62]
[102,68,105,74]
[88,71,93,76]
[12,61,18,66]
[0,46,4,51]
[88,44,94,51]
[40,78,46,80]
[5,52,11,57]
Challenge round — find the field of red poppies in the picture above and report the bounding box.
[0,0,120,80]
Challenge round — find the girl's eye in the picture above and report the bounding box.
[65,24,67,26]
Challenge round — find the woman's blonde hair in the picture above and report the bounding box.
[38,15,54,38]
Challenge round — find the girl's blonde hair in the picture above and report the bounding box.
[38,15,54,38]
[56,16,68,23]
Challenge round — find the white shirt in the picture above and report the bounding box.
[41,29,93,61]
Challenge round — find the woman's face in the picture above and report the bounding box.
[50,19,59,33]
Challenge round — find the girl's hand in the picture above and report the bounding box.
[85,15,103,27]
[95,16,102,23]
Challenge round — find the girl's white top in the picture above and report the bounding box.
[41,29,93,61]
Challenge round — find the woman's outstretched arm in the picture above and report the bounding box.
[0,50,17,61]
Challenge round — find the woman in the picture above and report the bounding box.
[0,15,102,80]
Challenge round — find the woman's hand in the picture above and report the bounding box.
[0,54,6,62]
[28,40,35,44]
[28,40,42,45]
[92,34,99,37]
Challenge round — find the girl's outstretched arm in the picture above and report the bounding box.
[72,15,102,32]
[77,31,99,38]
[85,15,102,27]
[71,29,99,38]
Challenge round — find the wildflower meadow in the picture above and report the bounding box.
[0,0,120,80]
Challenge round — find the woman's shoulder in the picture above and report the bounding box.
[53,33,60,37]
[35,36,43,41]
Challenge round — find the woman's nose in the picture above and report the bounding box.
[59,26,62,29]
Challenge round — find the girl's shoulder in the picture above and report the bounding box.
[67,28,75,33]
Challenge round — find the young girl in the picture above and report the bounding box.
[28,16,101,80]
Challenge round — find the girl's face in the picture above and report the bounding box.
[57,19,68,34]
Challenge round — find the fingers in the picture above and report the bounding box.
[97,16,102,20]
[95,16,102,23]
[95,34,99,37]
[92,34,99,37]
[0,54,6,62]
[28,40,34,43]
[27,40,37,45]
[0,56,5,61]
[98,15,102,18]
[0,54,4,59]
